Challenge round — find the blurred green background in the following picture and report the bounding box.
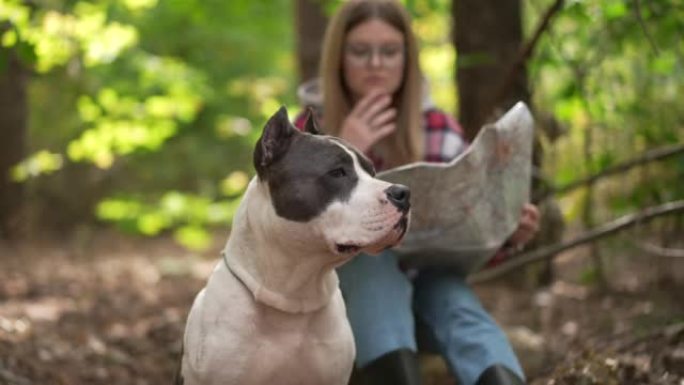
[1,0,682,252]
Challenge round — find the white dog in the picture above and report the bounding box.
[177,107,410,385]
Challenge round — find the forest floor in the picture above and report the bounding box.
[0,228,682,385]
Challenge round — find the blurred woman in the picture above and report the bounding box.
[294,1,539,384]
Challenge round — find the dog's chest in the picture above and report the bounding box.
[240,299,355,384]
[182,266,354,385]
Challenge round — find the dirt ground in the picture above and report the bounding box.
[1,229,682,385]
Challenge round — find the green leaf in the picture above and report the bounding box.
[1,29,18,47]
[650,52,676,75]
[11,150,64,181]
[604,1,628,20]
[15,40,36,66]
[137,212,170,235]
[174,225,211,251]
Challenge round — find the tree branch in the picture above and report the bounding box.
[533,142,684,202]
[634,241,684,258]
[489,0,565,110]
[469,200,684,284]
[634,0,660,55]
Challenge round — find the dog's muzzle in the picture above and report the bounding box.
[334,184,411,256]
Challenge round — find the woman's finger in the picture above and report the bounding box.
[522,203,540,221]
[521,214,539,231]
[352,89,385,118]
[369,108,396,129]
[372,123,396,142]
[360,94,392,122]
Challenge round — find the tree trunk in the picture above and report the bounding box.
[0,48,28,239]
[294,0,328,84]
[453,0,562,287]
[452,0,530,141]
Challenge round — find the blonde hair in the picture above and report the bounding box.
[319,0,424,168]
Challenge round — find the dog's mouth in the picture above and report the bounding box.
[334,213,410,256]
[393,215,409,240]
[335,243,361,254]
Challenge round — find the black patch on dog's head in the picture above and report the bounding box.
[254,108,373,222]
[329,137,376,177]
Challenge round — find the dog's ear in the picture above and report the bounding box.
[254,106,295,178]
[304,107,321,135]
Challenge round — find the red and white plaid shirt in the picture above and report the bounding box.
[422,109,467,164]
[294,107,467,171]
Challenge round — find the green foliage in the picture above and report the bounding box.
[411,0,456,114]
[1,0,296,250]
[11,150,64,181]
[4,0,682,250]
[528,0,684,220]
[96,191,242,250]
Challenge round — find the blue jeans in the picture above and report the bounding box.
[337,250,524,385]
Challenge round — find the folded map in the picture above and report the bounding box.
[378,102,534,275]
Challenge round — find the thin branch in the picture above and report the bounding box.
[634,0,660,55]
[533,142,684,202]
[634,241,684,258]
[489,0,565,110]
[469,200,684,284]
[517,0,565,65]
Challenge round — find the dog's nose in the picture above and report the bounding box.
[385,184,410,212]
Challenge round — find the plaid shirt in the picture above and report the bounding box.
[294,108,467,171]
[294,108,512,268]
[422,109,467,165]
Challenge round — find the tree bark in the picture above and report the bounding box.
[295,0,328,84]
[453,0,530,141]
[0,47,28,239]
[453,0,566,287]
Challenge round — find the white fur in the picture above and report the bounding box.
[180,145,406,385]
[313,141,405,256]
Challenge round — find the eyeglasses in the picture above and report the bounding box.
[344,43,405,68]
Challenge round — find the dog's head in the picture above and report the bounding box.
[253,106,410,258]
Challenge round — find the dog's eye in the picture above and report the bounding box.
[328,168,347,178]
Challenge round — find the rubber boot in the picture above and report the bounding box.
[475,364,525,385]
[357,348,422,385]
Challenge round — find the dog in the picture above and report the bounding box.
[177,107,410,385]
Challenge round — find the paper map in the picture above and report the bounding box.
[378,102,534,275]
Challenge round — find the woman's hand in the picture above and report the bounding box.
[508,203,540,248]
[339,89,396,152]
